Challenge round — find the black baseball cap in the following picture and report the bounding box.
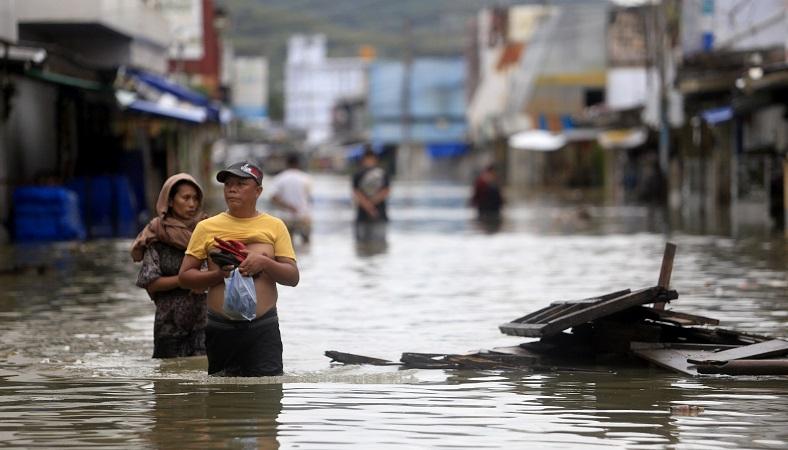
[216,161,263,185]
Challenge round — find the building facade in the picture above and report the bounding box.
[284,34,367,146]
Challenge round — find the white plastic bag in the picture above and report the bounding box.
[223,268,257,321]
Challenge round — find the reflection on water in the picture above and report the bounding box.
[0,175,786,448]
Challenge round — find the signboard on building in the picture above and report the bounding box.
[232,57,268,122]
[607,7,649,67]
[155,0,204,60]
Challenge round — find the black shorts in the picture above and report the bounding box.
[206,308,283,377]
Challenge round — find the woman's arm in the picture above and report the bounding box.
[146,275,182,294]
[137,246,180,295]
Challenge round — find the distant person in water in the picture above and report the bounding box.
[131,173,208,358]
[269,153,313,244]
[352,145,390,245]
[470,164,504,222]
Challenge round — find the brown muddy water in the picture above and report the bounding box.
[0,174,786,449]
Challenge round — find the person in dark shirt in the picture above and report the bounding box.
[352,146,390,244]
[470,164,504,222]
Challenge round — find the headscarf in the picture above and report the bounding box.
[130,173,208,262]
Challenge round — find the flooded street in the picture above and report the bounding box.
[1,174,786,449]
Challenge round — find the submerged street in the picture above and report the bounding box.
[1,175,786,449]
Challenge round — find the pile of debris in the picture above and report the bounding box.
[326,243,788,376]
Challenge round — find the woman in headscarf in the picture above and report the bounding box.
[131,173,209,358]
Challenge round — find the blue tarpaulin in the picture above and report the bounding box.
[126,99,207,123]
[118,67,223,123]
[369,58,467,144]
[426,142,468,158]
[701,106,733,124]
[125,67,211,106]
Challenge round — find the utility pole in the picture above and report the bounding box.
[400,18,413,178]
[656,1,670,197]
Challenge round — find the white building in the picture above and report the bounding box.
[232,56,268,127]
[17,0,171,73]
[284,34,367,145]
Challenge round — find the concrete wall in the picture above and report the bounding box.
[17,0,170,72]
[17,0,170,48]
[0,0,17,43]
[7,78,58,183]
[0,76,58,241]
[682,0,788,54]
[539,2,608,76]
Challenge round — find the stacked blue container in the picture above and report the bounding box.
[13,187,86,241]
[66,175,139,238]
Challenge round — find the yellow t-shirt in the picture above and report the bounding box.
[186,212,296,261]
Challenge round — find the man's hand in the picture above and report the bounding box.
[362,202,379,218]
[238,253,269,278]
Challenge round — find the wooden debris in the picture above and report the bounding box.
[499,286,678,337]
[325,351,400,366]
[695,359,788,375]
[399,351,541,370]
[653,242,677,310]
[325,243,786,377]
[686,339,788,365]
[635,307,720,326]
[324,349,613,373]
[630,342,739,376]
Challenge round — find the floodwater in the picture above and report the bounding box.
[1,174,786,449]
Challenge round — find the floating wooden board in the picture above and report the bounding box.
[500,287,678,338]
[399,352,538,370]
[687,339,788,364]
[630,342,739,376]
[325,350,399,366]
[695,359,788,375]
[636,307,720,326]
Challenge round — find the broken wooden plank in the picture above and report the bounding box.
[630,342,740,376]
[687,339,788,364]
[695,359,788,375]
[635,307,720,326]
[500,286,678,337]
[661,326,772,346]
[654,242,677,311]
[504,290,634,330]
[399,352,538,370]
[549,289,633,306]
[325,351,400,366]
[399,352,613,373]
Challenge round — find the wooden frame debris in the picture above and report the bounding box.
[325,243,787,377]
[499,287,677,337]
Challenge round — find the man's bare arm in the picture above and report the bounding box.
[239,254,299,287]
[178,254,226,290]
[370,187,390,205]
[272,194,297,213]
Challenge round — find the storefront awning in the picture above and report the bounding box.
[508,129,567,151]
[701,106,733,124]
[114,66,224,123]
[597,128,647,150]
[124,67,211,107]
[0,44,47,64]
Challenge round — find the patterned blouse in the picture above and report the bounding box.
[136,242,207,340]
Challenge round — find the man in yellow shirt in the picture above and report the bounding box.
[179,161,299,376]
